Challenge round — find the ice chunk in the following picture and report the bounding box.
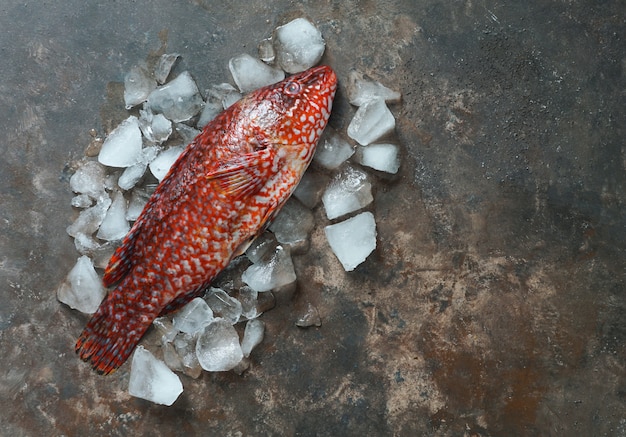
[92,244,115,270]
[229,53,285,93]
[206,288,242,325]
[273,18,325,73]
[325,212,377,271]
[73,232,101,256]
[237,286,259,319]
[146,71,204,122]
[153,317,178,343]
[269,198,314,245]
[241,319,265,357]
[70,161,106,199]
[245,232,278,264]
[356,143,400,174]
[98,116,143,168]
[154,53,180,84]
[162,341,184,373]
[57,255,106,314]
[172,297,214,334]
[128,346,183,406]
[174,123,200,145]
[173,332,202,379]
[347,98,396,146]
[117,162,147,191]
[126,189,150,221]
[242,245,296,292]
[322,166,373,220]
[138,109,172,145]
[296,303,322,327]
[96,190,129,241]
[124,66,157,109]
[196,319,244,372]
[139,146,160,164]
[212,83,242,109]
[197,99,223,129]
[346,70,401,106]
[293,170,328,209]
[149,146,184,181]
[258,38,275,63]
[71,194,93,209]
[66,195,111,238]
[313,128,355,170]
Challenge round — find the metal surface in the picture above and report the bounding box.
[0,1,624,435]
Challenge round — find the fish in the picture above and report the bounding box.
[75,65,337,374]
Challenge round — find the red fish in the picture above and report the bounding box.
[76,65,337,374]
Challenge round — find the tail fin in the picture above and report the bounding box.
[75,283,156,375]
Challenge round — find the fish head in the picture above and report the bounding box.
[250,65,337,160]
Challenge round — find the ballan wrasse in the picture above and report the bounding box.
[76,65,337,374]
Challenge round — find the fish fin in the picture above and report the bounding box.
[207,148,279,199]
[75,280,158,375]
[102,224,141,287]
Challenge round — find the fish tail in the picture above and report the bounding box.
[75,283,154,375]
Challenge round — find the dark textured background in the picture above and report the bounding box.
[1,1,624,435]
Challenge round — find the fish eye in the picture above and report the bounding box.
[284,81,302,95]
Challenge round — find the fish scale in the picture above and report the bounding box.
[76,65,337,374]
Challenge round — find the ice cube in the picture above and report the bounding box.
[242,245,296,292]
[146,71,204,123]
[139,146,160,164]
[71,194,93,209]
[257,38,275,63]
[174,123,200,145]
[57,255,106,314]
[128,346,183,406]
[117,162,147,191]
[172,297,214,334]
[149,146,184,181]
[153,316,179,343]
[324,212,377,271]
[356,143,400,174]
[66,195,112,238]
[322,166,373,220]
[245,232,278,264]
[96,190,130,241]
[229,53,285,93]
[241,319,265,357]
[293,170,329,209]
[269,198,314,245]
[162,341,184,373]
[98,116,143,168]
[196,319,244,372]
[92,244,115,270]
[347,98,396,146]
[126,189,150,222]
[346,70,401,106]
[295,303,322,327]
[73,232,101,255]
[124,66,157,109]
[138,109,172,145]
[313,128,355,170]
[173,332,203,379]
[237,286,259,319]
[70,160,106,199]
[206,288,242,325]
[196,99,223,129]
[154,53,180,85]
[273,18,325,73]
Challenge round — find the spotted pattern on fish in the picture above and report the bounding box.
[75,66,337,374]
